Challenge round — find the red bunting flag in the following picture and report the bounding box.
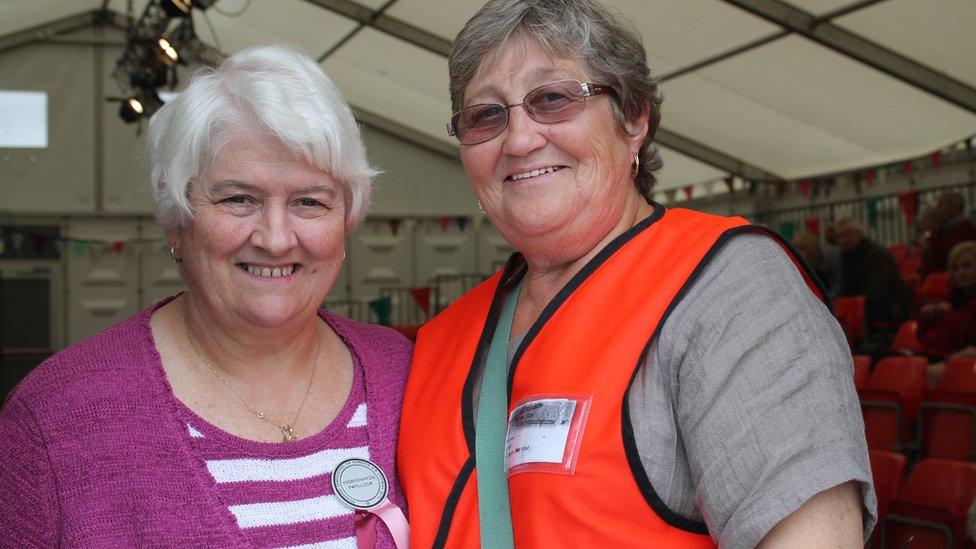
[898,190,919,226]
[683,185,694,201]
[113,241,125,254]
[800,180,811,197]
[409,286,432,316]
[902,160,913,176]
[439,217,451,232]
[931,150,942,171]
[864,169,875,186]
[805,216,821,237]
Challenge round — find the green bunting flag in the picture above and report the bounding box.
[368,296,392,326]
[778,220,796,241]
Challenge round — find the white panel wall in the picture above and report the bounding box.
[64,220,140,343]
[0,42,96,212]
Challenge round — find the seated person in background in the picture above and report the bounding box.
[922,191,976,276]
[793,232,834,295]
[918,241,976,360]
[835,218,913,350]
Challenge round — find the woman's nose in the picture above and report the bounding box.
[501,106,546,157]
[250,205,297,255]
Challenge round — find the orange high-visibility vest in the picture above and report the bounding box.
[398,207,825,548]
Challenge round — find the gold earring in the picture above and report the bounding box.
[477,201,486,213]
[631,152,640,180]
[170,244,183,264]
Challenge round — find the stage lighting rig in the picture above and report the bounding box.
[111,0,222,124]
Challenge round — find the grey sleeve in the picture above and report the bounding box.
[645,233,876,548]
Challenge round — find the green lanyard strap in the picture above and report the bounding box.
[475,280,521,548]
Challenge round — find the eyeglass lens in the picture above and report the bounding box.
[452,80,589,146]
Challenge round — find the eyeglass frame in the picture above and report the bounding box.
[446,79,616,146]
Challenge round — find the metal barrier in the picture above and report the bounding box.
[433,274,486,314]
[757,181,976,246]
[323,299,372,323]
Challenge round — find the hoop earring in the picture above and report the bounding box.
[631,152,640,180]
[170,244,183,264]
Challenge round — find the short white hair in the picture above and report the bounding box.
[148,44,378,232]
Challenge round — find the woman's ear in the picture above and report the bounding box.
[624,107,652,149]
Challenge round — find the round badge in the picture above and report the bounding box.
[332,458,389,510]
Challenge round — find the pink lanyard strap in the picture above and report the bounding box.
[355,498,409,549]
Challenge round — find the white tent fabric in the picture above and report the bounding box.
[3,0,975,192]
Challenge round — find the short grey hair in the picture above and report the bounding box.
[148,44,378,232]
[449,0,663,199]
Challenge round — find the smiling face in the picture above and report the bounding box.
[459,37,648,262]
[171,130,347,329]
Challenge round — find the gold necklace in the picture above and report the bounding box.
[182,300,319,442]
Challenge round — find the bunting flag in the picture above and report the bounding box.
[852,173,862,195]
[683,185,694,201]
[409,286,432,316]
[73,241,87,255]
[113,241,125,254]
[724,176,735,195]
[898,190,919,226]
[455,217,468,231]
[664,189,676,203]
[931,150,942,171]
[389,219,402,236]
[800,180,812,198]
[778,220,796,241]
[368,296,392,326]
[902,160,913,177]
[439,216,451,232]
[864,169,875,187]
[866,197,881,229]
[805,216,821,237]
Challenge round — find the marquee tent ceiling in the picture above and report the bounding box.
[2,0,975,192]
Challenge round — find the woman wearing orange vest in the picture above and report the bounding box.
[398,1,876,547]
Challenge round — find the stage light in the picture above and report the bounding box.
[156,37,179,66]
[118,91,163,124]
[161,0,192,17]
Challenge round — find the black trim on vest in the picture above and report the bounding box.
[432,457,476,549]
[621,224,830,534]
[434,253,530,546]
[506,202,667,395]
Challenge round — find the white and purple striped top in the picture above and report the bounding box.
[178,364,369,549]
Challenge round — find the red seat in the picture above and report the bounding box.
[936,357,976,394]
[868,450,906,548]
[916,358,976,461]
[889,244,909,264]
[853,355,871,391]
[882,459,976,548]
[833,296,866,344]
[891,320,923,355]
[917,271,952,301]
[860,356,927,451]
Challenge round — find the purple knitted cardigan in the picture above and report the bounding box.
[0,297,412,547]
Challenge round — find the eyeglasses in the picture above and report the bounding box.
[447,79,615,146]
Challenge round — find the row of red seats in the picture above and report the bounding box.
[870,452,976,548]
[855,356,976,462]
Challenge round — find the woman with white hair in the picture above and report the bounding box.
[0,45,410,547]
